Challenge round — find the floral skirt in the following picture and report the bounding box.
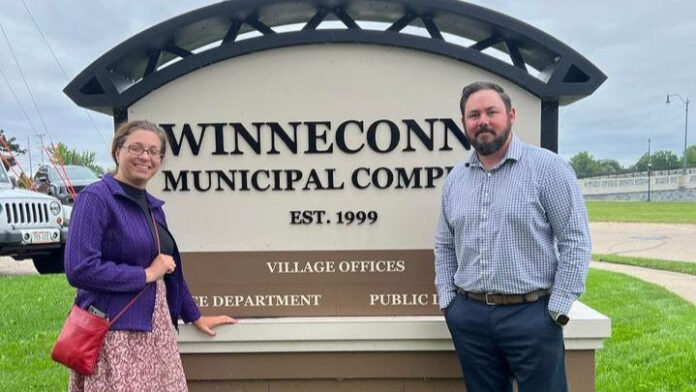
[69,280,188,392]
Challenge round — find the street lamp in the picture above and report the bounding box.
[647,138,651,202]
[666,93,691,174]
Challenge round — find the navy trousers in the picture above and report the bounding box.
[444,293,568,392]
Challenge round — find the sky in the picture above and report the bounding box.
[0,0,695,172]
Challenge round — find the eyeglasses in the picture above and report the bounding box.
[124,144,163,159]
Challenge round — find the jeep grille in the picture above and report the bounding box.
[4,202,50,225]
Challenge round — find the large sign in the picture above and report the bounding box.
[131,44,541,316]
[66,2,607,388]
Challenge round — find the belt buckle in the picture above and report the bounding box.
[485,293,496,305]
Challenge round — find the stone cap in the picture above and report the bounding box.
[178,301,611,353]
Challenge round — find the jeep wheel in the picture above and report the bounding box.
[32,247,65,274]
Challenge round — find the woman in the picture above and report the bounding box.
[65,120,235,391]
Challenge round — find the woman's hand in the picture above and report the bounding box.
[193,315,238,337]
[144,254,176,283]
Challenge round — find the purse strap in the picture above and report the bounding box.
[109,212,162,326]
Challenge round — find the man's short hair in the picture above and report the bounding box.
[460,81,512,115]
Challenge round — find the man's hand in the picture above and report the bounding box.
[193,315,238,337]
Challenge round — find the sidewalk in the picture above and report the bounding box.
[590,261,696,305]
[589,222,696,306]
[0,257,36,276]
[590,222,696,262]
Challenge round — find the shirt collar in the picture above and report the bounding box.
[466,133,523,170]
[102,173,165,208]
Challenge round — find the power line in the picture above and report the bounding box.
[0,22,54,144]
[0,64,40,136]
[20,0,70,80]
[19,0,108,145]
[0,62,40,174]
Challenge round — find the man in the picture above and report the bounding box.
[434,81,591,391]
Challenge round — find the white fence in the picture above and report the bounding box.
[579,168,696,196]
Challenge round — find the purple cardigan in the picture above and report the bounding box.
[65,174,201,331]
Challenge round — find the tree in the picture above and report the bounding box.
[633,150,681,172]
[16,172,33,189]
[47,143,105,175]
[650,150,681,171]
[597,159,623,176]
[0,129,26,169]
[569,151,600,178]
[632,153,650,172]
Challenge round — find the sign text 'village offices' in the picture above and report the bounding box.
[65,1,609,390]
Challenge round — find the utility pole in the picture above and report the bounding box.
[36,133,45,164]
[666,94,691,174]
[647,138,651,202]
[27,136,32,175]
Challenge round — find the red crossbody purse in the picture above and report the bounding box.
[52,213,161,375]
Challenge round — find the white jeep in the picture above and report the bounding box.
[0,164,69,274]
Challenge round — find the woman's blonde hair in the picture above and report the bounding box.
[111,120,167,170]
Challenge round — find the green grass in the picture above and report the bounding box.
[0,275,73,391]
[586,201,696,223]
[2,272,696,391]
[582,269,696,392]
[594,253,696,276]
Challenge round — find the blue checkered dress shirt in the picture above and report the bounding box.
[434,134,591,315]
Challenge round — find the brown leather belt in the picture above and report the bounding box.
[457,288,550,305]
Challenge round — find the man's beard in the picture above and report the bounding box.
[469,122,512,156]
